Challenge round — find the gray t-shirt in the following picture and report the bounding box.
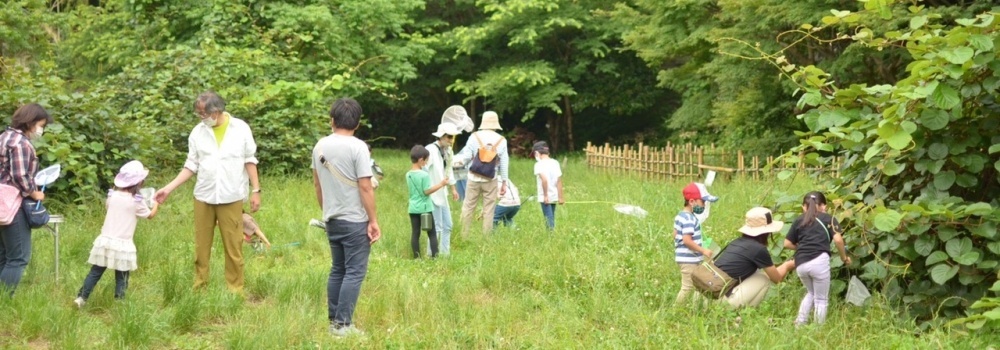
[312,134,373,223]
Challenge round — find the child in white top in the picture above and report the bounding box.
[532,141,563,230]
[74,161,158,307]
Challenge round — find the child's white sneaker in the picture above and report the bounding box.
[330,324,364,338]
[73,297,85,309]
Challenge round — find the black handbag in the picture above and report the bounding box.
[21,199,50,229]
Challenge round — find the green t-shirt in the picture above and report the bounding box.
[406,169,434,214]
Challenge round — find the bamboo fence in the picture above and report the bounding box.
[584,142,841,181]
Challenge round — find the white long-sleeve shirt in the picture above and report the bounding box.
[424,141,456,207]
[183,113,259,204]
[454,130,509,183]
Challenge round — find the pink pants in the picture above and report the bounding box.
[795,253,830,325]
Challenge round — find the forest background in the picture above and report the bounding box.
[3,0,1000,333]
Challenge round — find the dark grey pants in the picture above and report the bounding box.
[77,264,130,300]
[0,208,31,296]
[326,219,371,326]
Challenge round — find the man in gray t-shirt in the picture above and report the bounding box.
[311,97,380,337]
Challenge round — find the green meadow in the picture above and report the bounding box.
[0,149,994,349]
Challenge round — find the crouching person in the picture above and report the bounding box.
[713,207,796,308]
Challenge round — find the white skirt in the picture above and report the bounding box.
[87,236,138,271]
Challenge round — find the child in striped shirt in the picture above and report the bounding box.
[674,182,719,305]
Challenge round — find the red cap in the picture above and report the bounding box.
[682,183,701,201]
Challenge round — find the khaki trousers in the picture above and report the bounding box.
[724,270,772,308]
[460,179,498,237]
[193,200,245,292]
[675,263,702,305]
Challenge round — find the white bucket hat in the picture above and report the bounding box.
[738,207,785,237]
[114,160,150,188]
[432,122,460,138]
[479,111,502,130]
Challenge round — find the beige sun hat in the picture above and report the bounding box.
[432,122,460,138]
[479,111,502,130]
[738,207,785,237]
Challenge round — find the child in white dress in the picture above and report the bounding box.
[74,160,158,307]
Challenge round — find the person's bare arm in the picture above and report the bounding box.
[313,169,323,209]
[784,239,797,250]
[682,233,713,258]
[155,168,194,204]
[358,177,381,243]
[246,163,261,212]
[834,232,851,265]
[764,260,796,283]
[556,177,564,205]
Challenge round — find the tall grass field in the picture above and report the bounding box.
[1,149,995,349]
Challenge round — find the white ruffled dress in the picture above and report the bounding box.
[87,190,152,271]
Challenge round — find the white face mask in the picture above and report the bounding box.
[202,116,217,127]
[31,127,44,139]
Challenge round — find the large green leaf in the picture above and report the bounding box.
[930,83,961,109]
[886,127,912,150]
[969,34,994,52]
[882,160,905,176]
[955,251,981,265]
[964,202,994,216]
[874,210,904,232]
[927,143,949,160]
[970,221,998,239]
[933,170,956,190]
[929,264,959,285]
[938,47,975,65]
[926,251,949,265]
[946,237,973,259]
[914,235,937,256]
[918,109,949,130]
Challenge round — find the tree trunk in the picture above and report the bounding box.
[563,95,575,152]
[548,111,560,153]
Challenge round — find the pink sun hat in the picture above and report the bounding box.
[114,160,150,188]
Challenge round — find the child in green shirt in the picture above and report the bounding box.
[407,145,448,258]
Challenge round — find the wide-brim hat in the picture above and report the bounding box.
[682,182,719,202]
[738,207,784,237]
[432,122,461,138]
[479,111,502,130]
[114,160,149,188]
[441,105,474,133]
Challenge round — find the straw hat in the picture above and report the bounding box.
[432,122,460,138]
[114,160,149,188]
[682,182,719,202]
[738,207,785,237]
[479,111,502,130]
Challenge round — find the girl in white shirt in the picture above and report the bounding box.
[74,161,158,308]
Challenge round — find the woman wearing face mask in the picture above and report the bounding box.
[0,103,53,296]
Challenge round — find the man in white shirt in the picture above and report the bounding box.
[454,111,509,237]
[425,123,460,255]
[155,91,261,293]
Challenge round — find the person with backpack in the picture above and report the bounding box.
[453,111,509,238]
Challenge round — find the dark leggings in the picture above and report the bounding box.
[77,264,130,300]
[409,213,438,258]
